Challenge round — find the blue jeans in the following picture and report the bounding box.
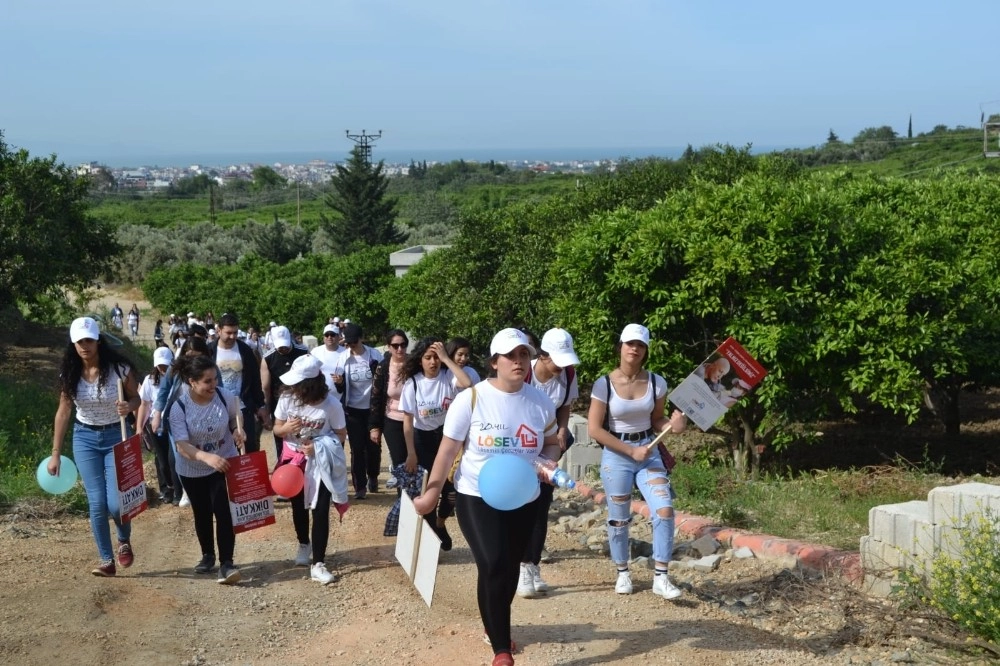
[73,423,132,562]
[600,438,674,565]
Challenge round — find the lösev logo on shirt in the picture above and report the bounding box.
[476,423,539,449]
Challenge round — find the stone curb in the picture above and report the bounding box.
[573,481,862,583]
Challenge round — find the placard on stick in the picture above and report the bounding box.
[394,490,441,607]
[226,451,275,534]
[114,433,148,522]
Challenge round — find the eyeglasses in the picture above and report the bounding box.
[389,342,407,350]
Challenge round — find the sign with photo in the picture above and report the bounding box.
[226,451,276,534]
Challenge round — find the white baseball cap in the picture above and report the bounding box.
[70,317,101,343]
[332,317,341,323]
[541,328,580,367]
[490,328,536,356]
[271,325,292,349]
[620,323,650,346]
[153,346,174,368]
[269,321,277,328]
[280,354,322,385]
[323,324,339,335]
[187,311,195,317]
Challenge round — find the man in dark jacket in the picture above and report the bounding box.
[260,325,309,461]
[209,313,268,453]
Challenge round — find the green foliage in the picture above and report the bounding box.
[0,132,120,307]
[321,146,403,253]
[252,215,311,264]
[251,165,287,191]
[168,173,214,195]
[144,246,396,335]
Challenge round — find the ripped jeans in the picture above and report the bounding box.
[600,439,674,565]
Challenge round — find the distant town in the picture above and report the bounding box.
[74,156,621,191]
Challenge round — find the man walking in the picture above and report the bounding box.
[209,313,268,453]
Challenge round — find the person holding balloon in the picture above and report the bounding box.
[49,316,141,577]
[587,323,688,600]
[414,328,558,666]
[168,354,246,584]
[272,354,348,585]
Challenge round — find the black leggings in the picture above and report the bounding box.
[152,430,180,494]
[522,481,554,565]
[383,418,406,466]
[456,492,538,656]
[345,406,380,492]
[414,427,454,520]
[180,472,235,564]
[290,482,332,564]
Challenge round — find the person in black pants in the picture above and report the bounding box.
[368,329,412,487]
[260,325,308,462]
[414,328,558,666]
[332,323,383,499]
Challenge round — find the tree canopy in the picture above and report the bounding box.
[320,146,403,253]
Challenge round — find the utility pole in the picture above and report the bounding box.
[209,181,217,224]
[345,129,382,165]
[296,181,301,226]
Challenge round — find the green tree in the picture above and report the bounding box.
[251,215,311,265]
[320,146,403,253]
[827,129,840,144]
[0,132,119,309]
[251,166,287,191]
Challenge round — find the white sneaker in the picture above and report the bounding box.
[615,570,633,595]
[516,563,537,598]
[294,543,311,566]
[178,491,190,508]
[310,561,336,585]
[529,563,549,594]
[652,574,683,600]
[385,475,398,489]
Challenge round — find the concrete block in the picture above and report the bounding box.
[863,573,896,598]
[868,501,930,549]
[928,482,1000,526]
[690,554,723,572]
[559,438,602,482]
[568,413,591,446]
[912,520,942,559]
[732,546,755,559]
[688,534,722,557]
[302,334,318,351]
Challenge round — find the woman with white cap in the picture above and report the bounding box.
[588,323,687,600]
[49,317,142,576]
[272,354,348,585]
[414,328,558,666]
[137,346,178,503]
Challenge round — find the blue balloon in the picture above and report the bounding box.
[37,456,78,495]
[478,455,538,510]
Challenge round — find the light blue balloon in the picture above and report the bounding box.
[478,455,538,510]
[37,456,78,495]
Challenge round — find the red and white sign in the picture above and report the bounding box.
[668,337,768,431]
[114,433,148,522]
[226,451,276,534]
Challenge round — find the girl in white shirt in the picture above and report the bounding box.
[400,337,471,550]
[414,329,558,666]
[587,323,687,601]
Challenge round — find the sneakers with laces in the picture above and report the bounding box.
[117,541,134,568]
[615,570,633,595]
[310,561,336,585]
[91,560,116,577]
[652,573,683,600]
[294,543,311,566]
[528,563,549,594]
[491,653,514,666]
[218,562,241,585]
[194,555,216,574]
[516,563,537,598]
[385,475,398,489]
[178,491,191,508]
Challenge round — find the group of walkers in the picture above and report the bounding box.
[48,311,688,666]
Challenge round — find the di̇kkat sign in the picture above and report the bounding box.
[667,337,768,432]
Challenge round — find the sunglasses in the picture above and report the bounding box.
[388,342,407,350]
[324,333,337,337]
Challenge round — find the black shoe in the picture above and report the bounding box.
[433,523,453,552]
[218,562,241,585]
[368,479,379,493]
[194,555,216,574]
[159,491,173,504]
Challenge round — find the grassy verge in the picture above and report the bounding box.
[670,459,962,550]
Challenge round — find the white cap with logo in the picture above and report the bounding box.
[70,317,101,343]
[540,328,580,367]
[620,323,650,346]
[153,346,175,368]
[490,328,536,356]
[280,354,323,385]
[271,325,292,349]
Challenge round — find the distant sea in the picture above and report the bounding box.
[67,145,798,169]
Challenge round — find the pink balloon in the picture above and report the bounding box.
[271,464,304,498]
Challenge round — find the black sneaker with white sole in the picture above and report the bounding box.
[194,555,216,574]
[218,562,241,585]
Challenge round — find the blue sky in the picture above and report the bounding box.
[2,0,997,163]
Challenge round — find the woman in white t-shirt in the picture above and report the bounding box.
[272,355,348,585]
[414,329,558,666]
[587,323,687,601]
[399,337,471,550]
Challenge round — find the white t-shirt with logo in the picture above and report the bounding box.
[310,345,340,393]
[215,345,245,408]
[529,360,579,409]
[399,369,458,431]
[445,380,557,500]
[274,393,347,460]
[590,372,667,433]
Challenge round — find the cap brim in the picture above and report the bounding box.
[493,342,536,356]
[549,351,580,367]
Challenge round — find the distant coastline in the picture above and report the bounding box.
[60,144,800,169]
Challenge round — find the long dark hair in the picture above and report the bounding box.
[384,328,408,347]
[445,337,471,361]
[175,354,218,384]
[403,337,442,380]
[285,375,329,407]
[59,336,136,400]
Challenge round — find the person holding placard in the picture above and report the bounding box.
[272,355,349,585]
[414,328,558,666]
[169,354,246,584]
[588,323,688,600]
[49,317,141,577]
[399,337,471,551]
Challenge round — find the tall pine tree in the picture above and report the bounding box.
[321,146,403,254]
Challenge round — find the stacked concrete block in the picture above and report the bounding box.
[861,482,1000,597]
[559,414,603,482]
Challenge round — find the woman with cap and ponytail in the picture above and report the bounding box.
[588,323,687,600]
[49,317,141,577]
[414,328,558,666]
